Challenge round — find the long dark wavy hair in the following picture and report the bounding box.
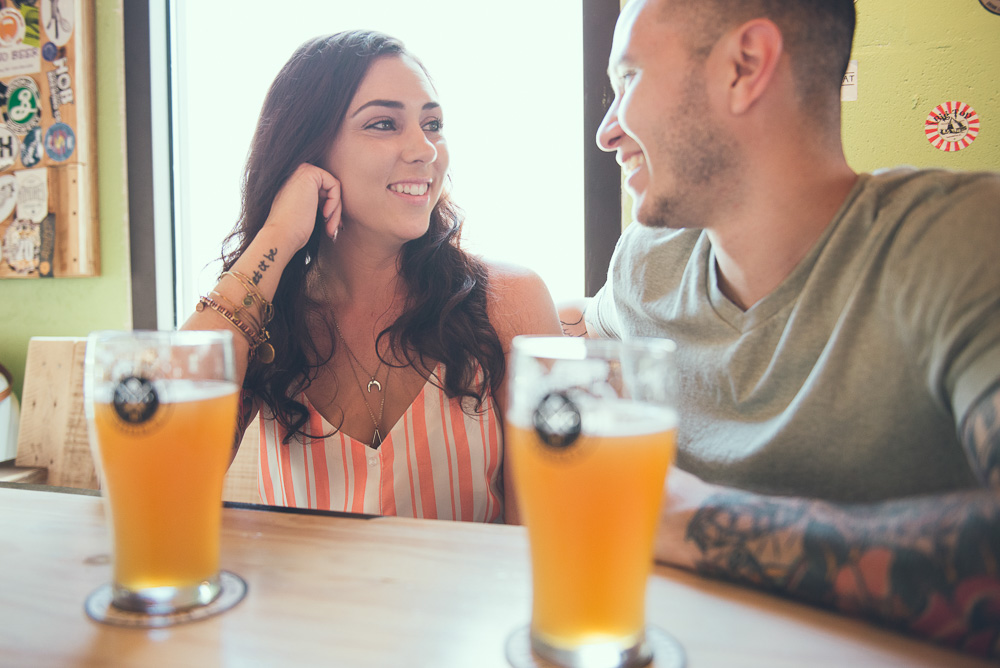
[220,30,505,442]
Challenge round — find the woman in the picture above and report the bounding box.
[184,31,561,523]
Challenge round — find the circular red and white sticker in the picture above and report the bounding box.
[924,101,980,152]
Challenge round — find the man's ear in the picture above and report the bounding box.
[719,18,784,115]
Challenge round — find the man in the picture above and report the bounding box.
[572,0,1000,657]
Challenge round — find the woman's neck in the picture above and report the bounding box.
[313,235,407,326]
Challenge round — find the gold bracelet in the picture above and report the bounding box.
[223,270,274,324]
[197,296,275,364]
[209,289,262,331]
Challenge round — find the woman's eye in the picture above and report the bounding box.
[366,119,396,131]
[423,119,443,133]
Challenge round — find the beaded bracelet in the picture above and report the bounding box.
[197,296,275,363]
[209,289,262,332]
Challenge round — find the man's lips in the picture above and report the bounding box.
[619,152,644,173]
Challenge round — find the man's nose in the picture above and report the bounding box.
[596,97,623,152]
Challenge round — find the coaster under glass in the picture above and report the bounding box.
[506,626,685,668]
[85,570,247,628]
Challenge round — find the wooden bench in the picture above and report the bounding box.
[11,336,260,503]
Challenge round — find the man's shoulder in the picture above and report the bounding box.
[865,166,1000,208]
[851,167,1000,251]
[615,222,701,261]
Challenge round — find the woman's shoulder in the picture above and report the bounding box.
[480,259,561,342]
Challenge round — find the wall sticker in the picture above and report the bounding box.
[924,101,980,152]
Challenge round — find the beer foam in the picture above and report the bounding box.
[90,379,238,405]
[509,397,676,437]
[581,400,677,437]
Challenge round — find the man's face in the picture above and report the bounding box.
[596,0,738,229]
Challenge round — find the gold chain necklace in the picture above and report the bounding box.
[329,308,387,449]
[331,313,385,394]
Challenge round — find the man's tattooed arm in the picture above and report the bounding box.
[557,300,591,338]
[675,385,1000,658]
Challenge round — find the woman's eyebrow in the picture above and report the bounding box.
[351,100,441,117]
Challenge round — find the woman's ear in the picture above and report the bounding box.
[719,18,784,115]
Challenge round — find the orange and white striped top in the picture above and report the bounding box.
[257,365,504,523]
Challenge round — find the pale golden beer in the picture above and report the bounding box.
[85,330,238,614]
[506,337,679,668]
[510,416,676,649]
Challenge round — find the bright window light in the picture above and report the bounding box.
[170,1,585,325]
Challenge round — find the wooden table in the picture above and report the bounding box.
[0,485,991,668]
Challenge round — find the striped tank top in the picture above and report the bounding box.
[258,365,504,523]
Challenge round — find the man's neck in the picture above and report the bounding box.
[709,165,858,311]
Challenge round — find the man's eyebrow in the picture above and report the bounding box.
[351,100,441,117]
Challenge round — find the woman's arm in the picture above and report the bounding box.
[485,262,563,525]
[182,164,342,451]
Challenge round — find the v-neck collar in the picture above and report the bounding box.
[704,175,869,333]
[304,363,443,447]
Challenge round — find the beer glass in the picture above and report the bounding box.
[84,330,239,617]
[506,336,682,668]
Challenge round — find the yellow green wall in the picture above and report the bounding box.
[620,0,1000,221]
[0,0,131,400]
[844,0,1000,172]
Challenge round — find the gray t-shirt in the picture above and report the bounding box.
[589,168,1000,502]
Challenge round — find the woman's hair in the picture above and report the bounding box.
[220,30,505,441]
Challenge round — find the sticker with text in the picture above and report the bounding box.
[841,60,858,102]
[15,167,47,222]
[2,217,39,274]
[44,121,74,161]
[0,8,39,79]
[0,127,18,170]
[5,76,40,134]
[925,101,979,152]
[980,0,1000,16]
[0,173,15,221]
[19,127,42,168]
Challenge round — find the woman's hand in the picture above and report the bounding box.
[264,163,342,253]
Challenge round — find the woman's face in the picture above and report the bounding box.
[323,55,449,244]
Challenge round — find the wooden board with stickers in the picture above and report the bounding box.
[0,0,96,279]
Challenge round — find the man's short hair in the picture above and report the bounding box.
[662,0,856,118]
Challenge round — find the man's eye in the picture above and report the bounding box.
[366,119,396,131]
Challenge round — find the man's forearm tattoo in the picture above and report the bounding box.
[686,490,1000,657]
[560,314,587,337]
[962,385,1000,487]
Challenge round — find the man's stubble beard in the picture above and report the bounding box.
[636,71,741,231]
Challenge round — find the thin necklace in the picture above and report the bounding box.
[329,306,388,449]
[331,313,384,394]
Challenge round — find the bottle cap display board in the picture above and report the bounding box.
[0,0,96,279]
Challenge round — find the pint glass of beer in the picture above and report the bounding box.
[85,330,238,615]
[507,336,678,668]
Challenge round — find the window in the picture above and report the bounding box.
[126,1,620,329]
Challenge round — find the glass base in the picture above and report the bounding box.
[112,572,222,615]
[506,626,685,668]
[85,570,247,628]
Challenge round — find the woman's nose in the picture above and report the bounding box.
[404,127,438,163]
